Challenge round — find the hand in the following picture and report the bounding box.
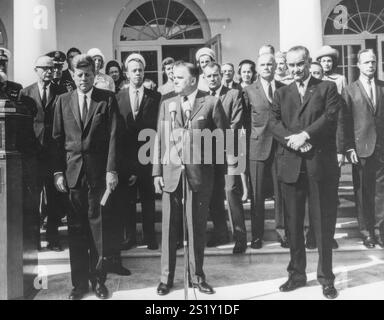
[106,172,118,192]
[348,149,359,164]
[54,173,68,193]
[154,176,164,194]
[128,175,137,186]
[285,132,308,151]
[337,154,345,167]
[299,142,313,153]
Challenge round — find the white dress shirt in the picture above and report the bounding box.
[129,84,144,116]
[260,78,276,102]
[78,88,93,119]
[359,75,376,106]
[38,81,51,102]
[295,75,311,98]
[181,89,198,115]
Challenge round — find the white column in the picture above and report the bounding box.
[14,0,57,86]
[279,0,323,57]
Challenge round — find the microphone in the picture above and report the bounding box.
[184,104,191,129]
[169,101,177,129]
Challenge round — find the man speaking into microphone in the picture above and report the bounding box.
[153,61,230,296]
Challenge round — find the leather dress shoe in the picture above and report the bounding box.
[376,236,384,248]
[107,263,131,276]
[68,287,88,300]
[279,278,306,292]
[279,237,290,249]
[47,241,63,252]
[233,241,247,254]
[193,281,215,294]
[322,284,338,299]
[250,238,262,249]
[305,237,317,250]
[157,282,172,295]
[94,283,109,299]
[363,236,376,248]
[121,239,137,250]
[146,239,159,250]
[332,239,339,249]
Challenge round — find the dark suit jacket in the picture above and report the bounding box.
[19,82,67,152]
[116,87,161,178]
[268,76,341,183]
[52,87,119,188]
[153,90,230,193]
[61,69,76,88]
[219,85,243,130]
[342,79,384,158]
[243,79,285,161]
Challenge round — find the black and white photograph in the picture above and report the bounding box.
[1,0,384,303]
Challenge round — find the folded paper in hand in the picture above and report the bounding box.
[100,189,111,206]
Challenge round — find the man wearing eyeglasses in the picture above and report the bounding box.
[19,56,67,252]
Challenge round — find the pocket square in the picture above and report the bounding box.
[197,116,205,120]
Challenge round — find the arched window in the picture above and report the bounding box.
[325,0,384,35]
[0,19,7,47]
[120,0,204,41]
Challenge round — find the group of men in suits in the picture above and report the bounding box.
[2,37,384,300]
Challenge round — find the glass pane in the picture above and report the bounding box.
[382,41,384,74]
[153,0,169,18]
[136,2,155,23]
[0,31,3,45]
[125,9,146,26]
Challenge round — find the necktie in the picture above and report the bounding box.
[133,89,140,119]
[183,96,191,126]
[81,95,88,128]
[267,82,273,102]
[210,89,216,96]
[42,84,47,108]
[367,79,375,106]
[298,81,305,103]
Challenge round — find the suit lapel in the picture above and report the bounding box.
[46,84,55,107]
[255,79,271,106]
[190,91,205,121]
[298,77,317,115]
[175,98,184,127]
[288,81,302,111]
[84,88,98,129]
[136,89,148,120]
[356,80,375,114]
[32,83,43,110]
[70,90,82,130]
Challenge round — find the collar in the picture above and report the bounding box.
[359,74,375,84]
[38,81,51,91]
[181,88,198,106]
[129,84,144,95]
[296,75,311,87]
[78,87,94,101]
[260,77,275,87]
[211,84,223,97]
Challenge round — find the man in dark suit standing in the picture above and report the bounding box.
[204,62,246,253]
[19,56,67,252]
[61,47,81,91]
[342,49,384,248]
[243,53,288,250]
[153,61,230,295]
[268,46,341,299]
[52,54,119,300]
[116,53,160,251]
[221,63,241,90]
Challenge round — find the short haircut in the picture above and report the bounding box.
[311,61,323,68]
[221,62,235,70]
[204,62,221,73]
[66,47,81,60]
[257,53,275,65]
[238,59,257,83]
[126,58,144,70]
[259,45,275,55]
[357,49,376,63]
[173,60,200,80]
[287,46,310,61]
[72,54,95,73]
[162,57,175,70]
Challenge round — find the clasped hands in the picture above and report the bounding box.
[285,132,312,153]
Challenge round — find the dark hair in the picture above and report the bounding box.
[73,54,95,73]
[288,46,310,61]
[66,47,81,62]
[162,57,175,71]
[174,60,200,80]
[204,62,221,73]
[357,49,376,63]
[238,59,256,83]
[106,60,123,79]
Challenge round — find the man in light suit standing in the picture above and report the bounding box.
[52,54,119,300]
[153,61,229,296]
[342,49,384,248]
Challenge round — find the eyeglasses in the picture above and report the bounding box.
[36,66,54,71]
